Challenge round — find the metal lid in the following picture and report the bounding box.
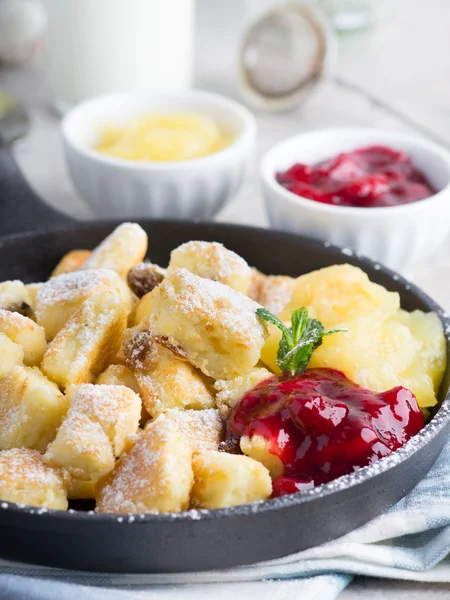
[239,4,336,112]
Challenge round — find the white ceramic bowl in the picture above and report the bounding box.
[61,91,256,220]
[260,128,450,272]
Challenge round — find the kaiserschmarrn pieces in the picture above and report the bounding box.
[35,268,133,341]
[130,290,154,326]
[124,327,214,416]
[0,221,444,514]
[214,367,272,418]
[190,451,272,509]
[24,283,41,313]
[151,268,267,380]
[0,332,24,378]
[127,262,166,298]
[81,223,148,276]
[247,269,295,316]
[96,414,193,513]
[112,345,127,366]
[168,241,252,294]
[44,384,141,498]
[240,434,284,478]
[96,364,140,394]
[0,280,33,318]
[51,249,92,277]
[0,366,68,452]
[255,276,295,316]
[0,309,46,366]
[0,448,69,510]
[96,364,147,424]
[154,408,223,453]
[41,290,127,389]
[247,268,265,303]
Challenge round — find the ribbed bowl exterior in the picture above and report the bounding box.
[263,184,450,272]
[64,141,249,220]
[260,128,450,273]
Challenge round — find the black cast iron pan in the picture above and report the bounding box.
[0,137,450,573]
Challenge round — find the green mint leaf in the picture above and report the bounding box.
[291,307,308,345]
[324,327,347,336]
[256,308,291,340]
[256,305,346,376]
[303,318,325,351]
[293,343,314,374]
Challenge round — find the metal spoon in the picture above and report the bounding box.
[0,90,30,146]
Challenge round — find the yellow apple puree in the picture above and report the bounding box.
[94,113,233,162]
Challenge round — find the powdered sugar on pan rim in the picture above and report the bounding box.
[3,384,450,522]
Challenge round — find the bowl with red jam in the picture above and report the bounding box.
[260,128,450,272]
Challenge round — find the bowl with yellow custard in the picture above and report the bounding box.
[61,91,256,219]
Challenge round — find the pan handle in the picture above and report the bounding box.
[0,136,75,236]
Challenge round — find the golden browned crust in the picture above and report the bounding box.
[0,448,69,510]
[190,451,272,509]
[134,343,215,417]
[51,250,92,278]
[0,366,68,452]
[214,368,272,418]
[81,223,148,276]
[41,290,127,389]
[44,384,141,499]
[96,414,193,513]
[151,268,267,379]
[35,268,133,341]
[159,408,223,453]
[168,241,252,294]
[0,309,46,367]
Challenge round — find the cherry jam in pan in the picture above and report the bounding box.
[276,145,436,208]
[226,368,424,497]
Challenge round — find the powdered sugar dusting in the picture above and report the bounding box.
[96,415,192,514]
[82,223,147,274]
[0,309,34,328]
[46,384,140,463]
[152,268,266,378]
[36,269,118,307]
[169,241,250,286]
[0,448,68,509]
[257,276,295,316]
[162,269,259,329]
[163,408,223,452]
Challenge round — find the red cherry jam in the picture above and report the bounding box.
[276,145,436,208]
[226,369,424,497]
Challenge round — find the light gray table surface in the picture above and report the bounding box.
[1,0,450,597]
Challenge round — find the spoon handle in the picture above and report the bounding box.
[0,136,75,236]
